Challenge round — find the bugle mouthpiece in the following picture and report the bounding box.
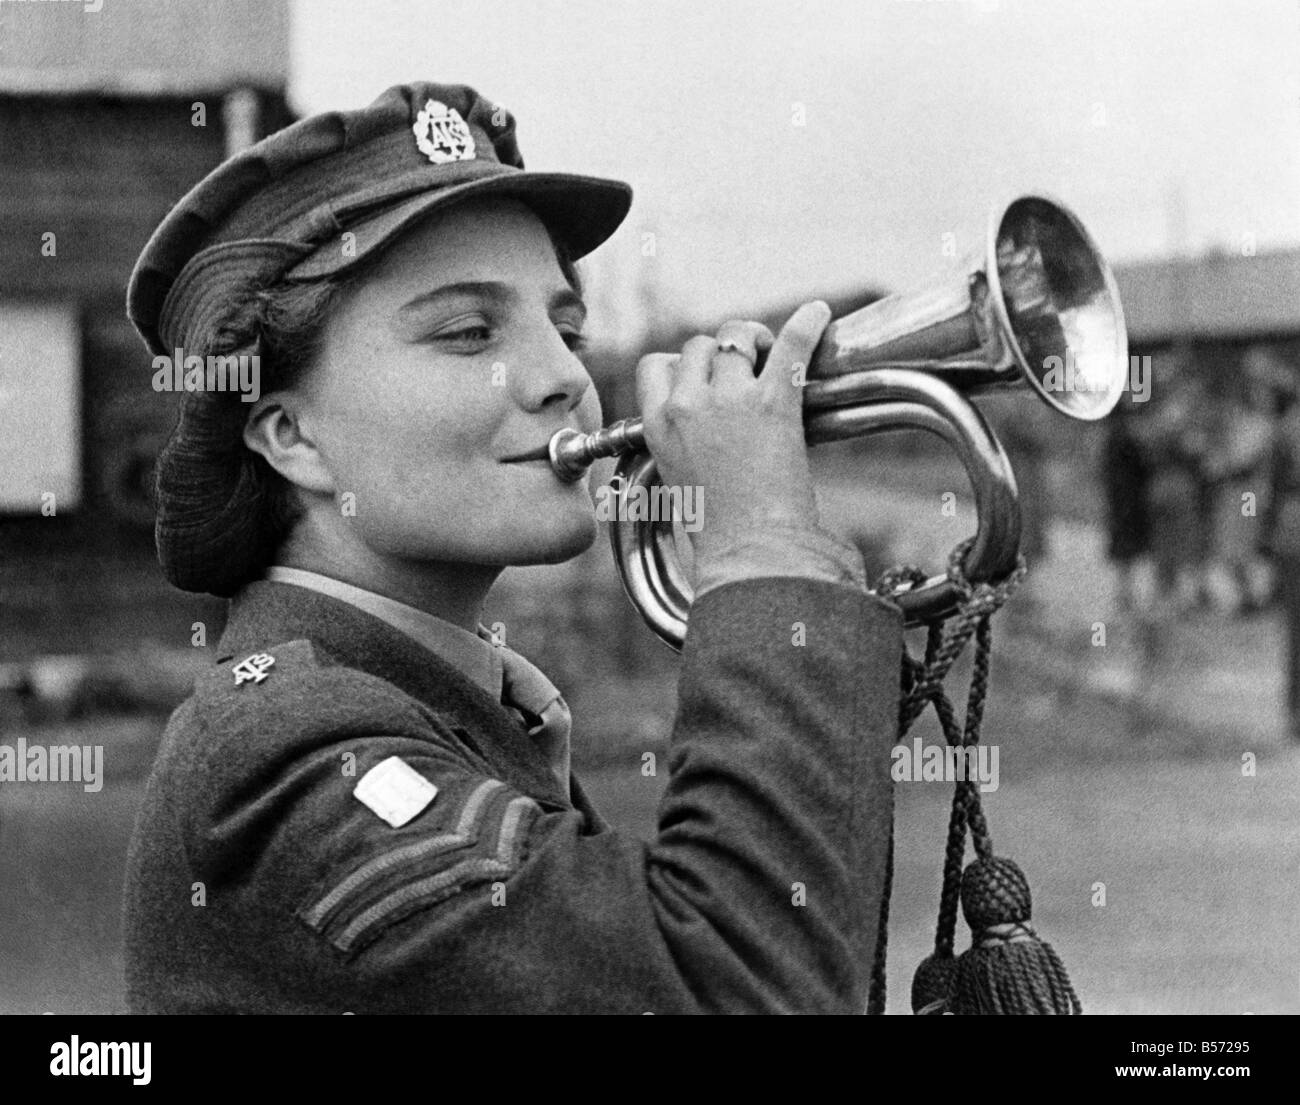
[548,419,647,482]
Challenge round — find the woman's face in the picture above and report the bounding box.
[297,197,603,567]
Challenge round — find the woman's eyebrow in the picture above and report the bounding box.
[396,281,512,318]
[395,281,586,321]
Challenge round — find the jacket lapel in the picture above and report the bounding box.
[216,580,573,808]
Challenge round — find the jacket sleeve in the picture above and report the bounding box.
[196,576,903,1014]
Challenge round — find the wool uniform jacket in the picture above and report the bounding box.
[123,575,903,1014]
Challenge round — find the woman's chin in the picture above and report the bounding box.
[511,515,599,565]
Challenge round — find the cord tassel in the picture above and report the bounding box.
[911,952,959,1014]
[950,856,1081,1015]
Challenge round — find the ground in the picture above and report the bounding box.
[579,680,1300,1015]
[2,659,1295,1015]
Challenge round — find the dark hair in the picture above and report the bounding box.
[246,222,584,552]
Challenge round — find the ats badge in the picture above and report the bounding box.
[413,99,476,164]
[232,653,276,686]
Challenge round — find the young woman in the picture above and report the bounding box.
[123,82,902,1014]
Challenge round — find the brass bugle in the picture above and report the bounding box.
[549,194,1128,649]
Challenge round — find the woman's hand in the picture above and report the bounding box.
[635,301,832,560]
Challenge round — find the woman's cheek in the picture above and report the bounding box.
[339,464,598,564]
[313,431,422,547]
[347,482,456,557]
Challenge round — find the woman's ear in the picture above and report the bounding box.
[243,394,336,496]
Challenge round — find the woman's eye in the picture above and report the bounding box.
[438,324,493,344]
[429,319,586,353]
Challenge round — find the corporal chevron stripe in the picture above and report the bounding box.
[331,795,539,953]
[301,778,506,931]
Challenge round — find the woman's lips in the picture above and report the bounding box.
[499,444,553,465]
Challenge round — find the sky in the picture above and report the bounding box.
[290,0,1300,326]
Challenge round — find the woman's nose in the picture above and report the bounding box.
[511,328,592,413]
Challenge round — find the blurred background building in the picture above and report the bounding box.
[0,0,292,688]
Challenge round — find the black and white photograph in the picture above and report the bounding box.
[0,0,1296,1057]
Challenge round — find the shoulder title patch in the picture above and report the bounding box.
[354,756,438,827]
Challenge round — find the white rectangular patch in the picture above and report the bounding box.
[354,757,438,828]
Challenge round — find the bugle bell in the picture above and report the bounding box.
[548,194,1128,650]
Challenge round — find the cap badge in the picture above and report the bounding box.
[413,99,476,164]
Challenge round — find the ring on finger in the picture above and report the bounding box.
[715,339,756,366]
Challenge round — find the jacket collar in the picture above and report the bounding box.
[216,579,573,809]
[264,565,506,701]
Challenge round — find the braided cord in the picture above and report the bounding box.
[865,538,1026,1013]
